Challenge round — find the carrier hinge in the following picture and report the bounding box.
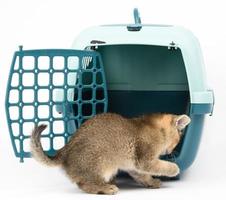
[90,40,106,50]
[168,41,178,50]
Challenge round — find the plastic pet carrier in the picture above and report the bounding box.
[5,9,214,172]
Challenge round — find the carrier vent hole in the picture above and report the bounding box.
[96,72,103,85]
[11,123,20,136]
[53,72,64,86]
[96,103,105,114]
[22,89,34,103]
[68,56,79,70]
[23,139,31,153]
[53,137,65,150]
[11,73,19,87]
[9,90,19,103]
[53,56,64,70]
[22,106,34,119]
[38,73,49,86]
[72,104,78,116]
[22,73,34,86]
[38,105,49,119]
[82,72,93,85]
[22,122,35,136]
[96,87,105,100]
[82,103,93,116]
[23,56,34,70]
[82,88,93,100]
[9,106,19,120]
[38,56,50,70]
[38,89,49,103]
[53,120,65,134]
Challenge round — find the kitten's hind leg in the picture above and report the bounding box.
[128,170,161,189]
[78,181,118,195]
[77,174,118,195]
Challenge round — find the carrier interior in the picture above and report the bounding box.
[96,44,190,117]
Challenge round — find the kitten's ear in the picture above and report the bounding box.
[175,115,191,130]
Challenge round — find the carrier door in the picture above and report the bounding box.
[5,47,108,162]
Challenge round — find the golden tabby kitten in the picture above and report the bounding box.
[30,113,190,195]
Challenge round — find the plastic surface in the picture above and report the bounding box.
[72,25,214,105]
[5,47,108,162]
[98,45,188,91]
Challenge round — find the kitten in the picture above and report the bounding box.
[30,113,190,195]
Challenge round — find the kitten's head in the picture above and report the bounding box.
[159,114,191,155]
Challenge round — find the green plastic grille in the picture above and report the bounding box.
[5,47,108,162]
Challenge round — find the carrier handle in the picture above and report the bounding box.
[127,8,142,31]
[134,8,141,24]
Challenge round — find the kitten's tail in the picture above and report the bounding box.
[30,124,64,167]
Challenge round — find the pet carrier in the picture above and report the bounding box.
[5,9,214,173]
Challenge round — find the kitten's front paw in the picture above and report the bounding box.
[167,163,180,177]
[148,178,161,189]
[138,177,161,189]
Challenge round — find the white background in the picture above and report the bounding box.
[0,0,225,199]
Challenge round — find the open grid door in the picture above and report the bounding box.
[5,47,108,162]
